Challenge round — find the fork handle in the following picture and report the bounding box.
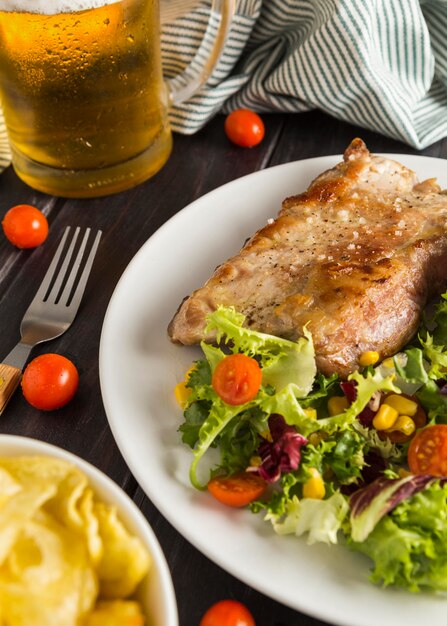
[0,342,33,414]
[0,363,22,415]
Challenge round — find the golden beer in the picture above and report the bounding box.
[0,0,172,197]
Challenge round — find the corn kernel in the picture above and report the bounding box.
[303,407,317,420]
[302,468,326,499]
[358,351,380,367]
[382,394,418,417]
[327,395,349,416]
[398,468,412,478]
[249,455,262,467]
[308,430,329,447]
[372,403,399,430]
[382,357,395,369]
[308,432,322,446]
[174,382,191,407]
[385,415,416,437]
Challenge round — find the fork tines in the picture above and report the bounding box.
[37,226,102,311]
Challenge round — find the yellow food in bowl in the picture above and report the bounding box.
[0,456,150,626]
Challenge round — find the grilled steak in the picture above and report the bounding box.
[168,138,447,377]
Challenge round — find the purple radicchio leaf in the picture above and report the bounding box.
[350,474,435,520]
[340,380,356,403]
[340,380,376,427]
[257,414,307,483]
[349,474,441,542]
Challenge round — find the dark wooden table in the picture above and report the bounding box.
[0,110,445,626]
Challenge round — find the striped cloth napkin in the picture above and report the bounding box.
[1,0,446,174]
[162,0,447,149]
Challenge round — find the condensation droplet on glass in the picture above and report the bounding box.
[77,138,93,148]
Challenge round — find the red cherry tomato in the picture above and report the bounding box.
[408,424,447,476]
[21,354,79,411]
[224,109,265,147]
[207,472,267,508]
[2,204,49,248]
[212,353,262,406]
[200,599,255,626]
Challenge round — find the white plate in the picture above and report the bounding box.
[99,154,447,626]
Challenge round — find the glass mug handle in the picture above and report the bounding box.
[166,0,236,105]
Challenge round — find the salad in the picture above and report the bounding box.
[175,295,447,592]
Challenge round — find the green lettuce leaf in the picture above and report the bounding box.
[416,380,447,423]
[394,348,429,384]
[325,430,366,485]
[189,398,251,489]
[216,406,267,475]
[200,343,225,373]
[349,481,447,591]
[428,293,447,346]
[179,400,211,448]
[419,333,447,380]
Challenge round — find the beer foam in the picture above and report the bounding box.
[0,0,121,13]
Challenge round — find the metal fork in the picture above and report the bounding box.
[0,226,102,413]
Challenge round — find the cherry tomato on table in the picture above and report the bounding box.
[21,354,79,411]
[408,424,447,476]
[224,109,265,148]
[200,599,255,626]
[2,204,49,248]
[212,353,262,406]
[207,472,267,508]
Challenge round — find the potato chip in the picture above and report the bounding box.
[94,503,151,599]
[41,464,104,566]
[85,600,145,626]
[44,465,88,530]
[0,456,150,625]
[78,487,103,566]
[0,514,97,626]
[0,483,56,566]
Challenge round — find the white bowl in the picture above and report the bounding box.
[0,434,178,626]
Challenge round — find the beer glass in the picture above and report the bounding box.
[0,0,234,197]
